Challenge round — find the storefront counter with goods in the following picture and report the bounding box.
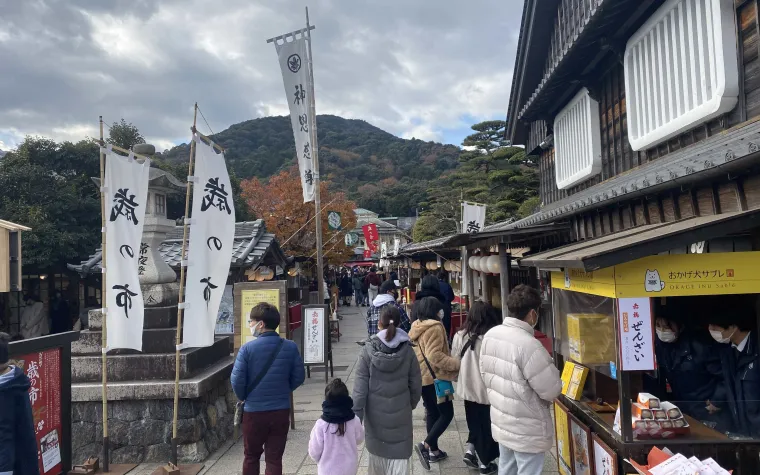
[528,250,760,474]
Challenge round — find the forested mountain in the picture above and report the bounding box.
[161,115,460,217]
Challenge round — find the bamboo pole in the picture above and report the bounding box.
[305,7,326,337]
[106,143,152,162]
[170,103,198,466]
[195,129,225,153]
[99,117,110,472]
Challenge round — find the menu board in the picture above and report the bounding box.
[302,306,326,365]
[12,349,63,475]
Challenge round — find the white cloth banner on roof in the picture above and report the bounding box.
[275,36,316,202]
[462,202,486,234]
[104,148,150,351]
[393,237,400,256]
[183,136,236,348]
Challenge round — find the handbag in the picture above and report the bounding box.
[419,343,455,404]
[234,338,285,435]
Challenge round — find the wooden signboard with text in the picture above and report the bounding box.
[233,280,288,352]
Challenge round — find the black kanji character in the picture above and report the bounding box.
[299,114,308,132]
[466,220,481,233]
[200,178,232,215]
[201,277,218,308]
[110,188,140,224]
[294,84,306,105]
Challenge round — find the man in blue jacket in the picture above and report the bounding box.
[0,332,39,475]
[231,303,305,475]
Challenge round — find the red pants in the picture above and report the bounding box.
[242,409,290,475]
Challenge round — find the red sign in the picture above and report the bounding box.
[362,224,379,252]
[363,249,372,259]
[12,349,63,475]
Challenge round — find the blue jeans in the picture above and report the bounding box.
[498,445,544,475]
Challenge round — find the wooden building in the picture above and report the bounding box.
[502,0,760,472]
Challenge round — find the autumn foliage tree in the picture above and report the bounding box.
[241,166,357,265]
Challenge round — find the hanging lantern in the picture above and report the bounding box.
[468,256,480,272]
[486,255,500,274]
[258,267,274,281]
[443,261,452,272]
[411,261,421,270]
[450,260,462,272]
[478,256,490,273]
[287,267,298,277]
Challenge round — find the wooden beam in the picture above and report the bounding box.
[499,244,511,319]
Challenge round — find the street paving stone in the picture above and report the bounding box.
[132,304,559,475]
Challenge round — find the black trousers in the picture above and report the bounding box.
[421,384,454,451]
[464,400,499,465]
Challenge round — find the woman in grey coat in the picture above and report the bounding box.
[353,305,422,475]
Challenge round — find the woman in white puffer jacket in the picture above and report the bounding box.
[479,285,561,475]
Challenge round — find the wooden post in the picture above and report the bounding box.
[481,270,491,306]
[305,8,326,339]
[465,249,475,306]
[170,103,198,466]
[98,116,110,472]
[499,244,510,319]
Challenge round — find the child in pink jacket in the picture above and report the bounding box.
[308,379,364,475]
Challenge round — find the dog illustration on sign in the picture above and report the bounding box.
[644,269,665,292]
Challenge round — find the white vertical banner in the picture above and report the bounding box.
[275,36,316,202]
[381,241,388,258]
[393,237,400,256]
[617,297,655,371]
[104,148,150,351]
[183,136,236,348]
[462,202,487,234]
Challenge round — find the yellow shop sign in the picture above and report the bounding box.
[550,267,616,298]
[614,251,760,298]
[551,251,760,298]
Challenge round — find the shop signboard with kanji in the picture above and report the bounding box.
[11,348,63,475]
[301,305,328,365]
[616,298,655,371]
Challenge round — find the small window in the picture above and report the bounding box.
[155,193,166,216]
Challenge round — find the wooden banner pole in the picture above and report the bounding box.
[170,103,198,466]
[99,117,111,472]
[305,6,326,362]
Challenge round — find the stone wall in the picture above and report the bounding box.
[71,378,236,464]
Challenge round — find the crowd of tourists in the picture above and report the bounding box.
[230,280,561,475]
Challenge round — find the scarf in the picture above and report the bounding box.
[321,394,355,424]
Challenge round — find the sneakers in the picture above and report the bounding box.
[415,442,430,470]
[429,450,448,463]
[479,462,498,474]
[463,452,478,469]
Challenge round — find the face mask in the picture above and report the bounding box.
[249,321,262,337]
[437,309,445,320]
[656,329,676,343]
[710,328,735,344]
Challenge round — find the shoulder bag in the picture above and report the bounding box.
[419,343,455,404]
[234,338,286,432]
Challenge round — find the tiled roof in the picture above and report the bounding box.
[399,235,458,254]
[68,220,286,276]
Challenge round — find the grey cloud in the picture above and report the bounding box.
[0,0,523,149]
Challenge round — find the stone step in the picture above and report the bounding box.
[88,305,177,330]
[72,328,179,356]
[71,336,230,383]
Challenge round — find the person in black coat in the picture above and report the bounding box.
[0,332,39,475]
[652,317,732,431]
[415,274,452,338]
[708,310,760,438]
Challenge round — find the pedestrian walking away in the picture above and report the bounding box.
[451,301,502,475]
[231,303,306,475]
[415,274,452,340]
[352,272,365,307]
[353,304,422,475]
[366,279,411,339]
[365,266,382,303]
[480,285,561,475]
[0,332,39,475]
[409,297,460,470]
[308,379,364,475]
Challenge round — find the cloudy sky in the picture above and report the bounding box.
[0,0,522,152]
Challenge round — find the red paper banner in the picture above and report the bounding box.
[363,249,372,259]
[362,224,379,252]
[12,348,63,475]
